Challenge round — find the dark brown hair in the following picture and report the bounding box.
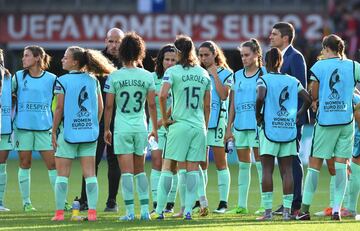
[240,38,263,76]
[67,46,115,76]
[154,44,176,78]
[322,34,346,59]
[24,45,51,70]
[199,41,231,70]
[174,35,199,68]
[273,22,295,44]
[265,48,283,73]
[118,32,146,66]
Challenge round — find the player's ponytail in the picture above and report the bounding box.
[119,32,146,67]
[322,34,347,59]
[240,38,263,76]
[174,35,199,68]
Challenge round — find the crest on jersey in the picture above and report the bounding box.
[277,86,290,117]
[328,69,340,100]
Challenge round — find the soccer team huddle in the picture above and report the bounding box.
[0,21,359,222]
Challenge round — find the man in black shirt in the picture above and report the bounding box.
[77,28,124,212]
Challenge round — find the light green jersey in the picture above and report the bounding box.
[104,67,155,133]
[148,72,172,134]
[163,64,211,129]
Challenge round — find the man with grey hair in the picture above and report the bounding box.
[76,28,124,212]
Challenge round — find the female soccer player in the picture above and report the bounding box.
[196,41,233,214]
[104,32,158,221]
[225,39,266,215]
[150,44,178,214]
[152,35,211,220]
[297,34,360,221]
[51,46,114,221]
[12,46,58,212]
[0,49,12,212]
[256,48,311,220]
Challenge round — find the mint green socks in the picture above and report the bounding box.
[184,171,199,215]
[135,172,149,214]
[301,168,320,212]
[121,173,135,215]
[255,161,264,208]
[333,162,347,213]
[155,171,173,214]
[238,162,251,208]
[18,168,31,205]
[55,176,68,210]
[150,169,161,206]
[0,164,7,205]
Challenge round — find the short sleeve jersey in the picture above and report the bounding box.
[104,67,155,133]
[163,64,211,129]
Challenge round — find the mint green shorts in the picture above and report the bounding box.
[311,122,354,160]
[55,128,97,159]
[0,134,13,151]
[14,127,53,151]
[234,129,259,149]
[114,131,148,155]
[259,128,297,157]
[164,122,206,162]
[207,117,226,147]
[157,131,167,151]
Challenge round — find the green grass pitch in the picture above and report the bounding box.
[1,160,360,230]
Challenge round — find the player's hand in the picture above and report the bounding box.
[311,100,318,113]
[148,130,158,141]
[207,64,218,77]
[104,130,112,146]
[4,68,11,76]
[51,132,57,149]
[162,118,175,129]
[224,129,234,144]
[256,114,263,126]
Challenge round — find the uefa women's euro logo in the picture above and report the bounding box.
[328,69,340,100]
[277,86,290,117]
[77,86,90,117]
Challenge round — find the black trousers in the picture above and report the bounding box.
[80,128,121,203]
[292,125,304,210]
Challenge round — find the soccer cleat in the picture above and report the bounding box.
[172,212,184,218]
[226,207,249,214]
[192,201,201,213]
[213,201,228,214]
[272,205,284,215]
[341,208,355,217]
[291,208,301,217]
[119,213,136,221]
[331,212,341,221]
[64,202,72,211]
[150,209,156,215]
[314,207,332,217]
[51,210,64,221]
[0,205,10,212]
[184,212,192,220]
[23,203,36,212]
[150,212,164,220]
[87,209,97,221]
[140,212,151,221]
[256,213,273,221]
[104,199,118,212]
[254,207,265,215]
[296,212,311,220]
[199,207,209,217]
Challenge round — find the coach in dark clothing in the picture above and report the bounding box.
[269,22,309,215]
[78,28,124,212]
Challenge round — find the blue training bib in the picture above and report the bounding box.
[1,74,12,134]
[233,67,266,130]
[208,67,233,129]
[311,58,355,126]
[57,72,99,143]
[15,70,56,131]
[261,73,299,143]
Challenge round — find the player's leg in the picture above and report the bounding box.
[0,150,10,211]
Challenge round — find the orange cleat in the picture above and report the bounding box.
[88,209,97,221]
[51,210,64,221]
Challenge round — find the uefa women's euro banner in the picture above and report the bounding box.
[0,13,323,49]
